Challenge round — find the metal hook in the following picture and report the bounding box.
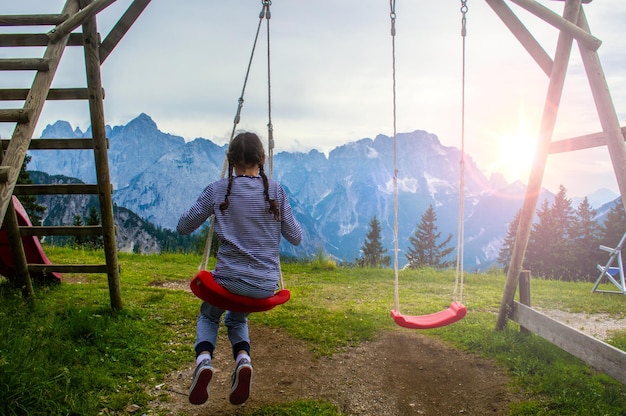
[460,0,469,37]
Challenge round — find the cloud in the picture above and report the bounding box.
[1,0,624,199]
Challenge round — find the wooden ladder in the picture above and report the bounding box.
[0,0,151,309]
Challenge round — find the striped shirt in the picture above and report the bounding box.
[177,175,302,298]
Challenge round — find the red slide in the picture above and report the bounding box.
[0,196,62,282]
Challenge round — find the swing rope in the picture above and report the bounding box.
[265,1,275,178]
[454,0,469,306]
[199,0,289,304]
[390,1,468,329]
[220,0,273,178]
[390,0,400,314]
[204,1,274,273]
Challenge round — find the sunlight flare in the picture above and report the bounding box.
[490,122,538,183]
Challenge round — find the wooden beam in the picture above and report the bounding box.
[47,0,117,44]
[0,14,69,26]
[26,138,101,149]
[28,263,108,274]
[2,138,107,150]
[0,109,30,123]
[513,302,626,385]
[508,0,601,51]
[549,127,626,154]
[0,88,104,101]
[0,58,50,71]
[0,33,84,47]
[100,0,151,64]
[19,225,103,237]
[13,184,100,195]
[485,0,553,76]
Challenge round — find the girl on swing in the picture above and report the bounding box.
[177,131,302,406]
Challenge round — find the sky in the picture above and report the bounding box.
[2,1,625,200]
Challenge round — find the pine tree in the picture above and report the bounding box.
[570,197,601,281]
[549,185,576,280]
[85,206,104,249]
[551,185,575,238]
[526,199,554,278]
[196,223,220,257]
[497,209,521,273]
[357,216,390,267]
[71,214,85,248]
[405,205,454,269]
[526,185,576,280]
[600,198,626,248]
[17,154,45,226]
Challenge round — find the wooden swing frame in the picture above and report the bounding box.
[491,0,626,386]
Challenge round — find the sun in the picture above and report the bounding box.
[492,124,538,183]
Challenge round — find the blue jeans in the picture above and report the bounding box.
[195,302,250,360]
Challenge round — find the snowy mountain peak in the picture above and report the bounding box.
[28,113,569,269]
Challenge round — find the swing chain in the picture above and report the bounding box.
[389,0,396,36]
[233,97,244,125]
[460,0,468,38]
[260,0,271,18]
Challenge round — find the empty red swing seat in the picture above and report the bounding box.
[391,301,467,329]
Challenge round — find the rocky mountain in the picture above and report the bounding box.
[29,113,562,269]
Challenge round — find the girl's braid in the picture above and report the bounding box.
[259,164,280,221]
[219,163,234,212]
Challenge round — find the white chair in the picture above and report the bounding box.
[593,232,626,294]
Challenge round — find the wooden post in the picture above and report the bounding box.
[484,0,553,76]
[47,0,117,43]
[508,0,601,50]
[0,133,32,303]
[82,4,122,310]
[4,202,34,300]
[518,270,531,335]
[576,10,626,216]
[0,147,33,300]
[497,0,582,330]
[99,0,152,64]
[513,302,626,385]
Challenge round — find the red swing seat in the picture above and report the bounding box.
[390,301,467,329]
[190,270,290,313]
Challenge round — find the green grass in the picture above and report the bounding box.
[1,247,625,415]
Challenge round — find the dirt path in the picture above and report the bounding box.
[536,308,626,341]
[147,326,519,415]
